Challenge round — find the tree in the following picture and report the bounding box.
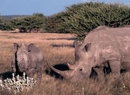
[46,2,130,40]
[0,18,13,30]
[10,13,46,33]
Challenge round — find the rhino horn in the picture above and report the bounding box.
[47,62,71,79]
[67,62,75,70]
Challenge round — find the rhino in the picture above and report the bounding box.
[47,26,130,82]
[11,43,45,81]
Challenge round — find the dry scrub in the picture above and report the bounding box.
[0,31,130,95]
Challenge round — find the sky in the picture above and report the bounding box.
[0,0,130,16]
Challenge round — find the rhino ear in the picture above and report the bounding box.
[73,40,80,51]
[84,43,91,52]
[14,43,19,51]
[28,43,34,52]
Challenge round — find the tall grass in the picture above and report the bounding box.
[0,31,130,95]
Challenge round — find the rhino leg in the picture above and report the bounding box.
[93,66,104,81]
[36,61,44,82]
[37,72,42,82]
[11,56,16,73]
[109,60,121,81]
[25,68,35,78]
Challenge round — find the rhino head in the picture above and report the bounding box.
[14,43,34,72]
[47,41,93,82]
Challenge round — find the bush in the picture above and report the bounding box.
[46,12,68,33]
[10,13,46,33]
[0,73,36,94]
[46,2,130,40]
[0,19,13,30]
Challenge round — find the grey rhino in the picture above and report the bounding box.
[47,26,130,82]
[11,43,45,81]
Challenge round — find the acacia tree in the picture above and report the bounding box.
[0,18,13,30]
[10,13,46,33]
[46,2,130,40]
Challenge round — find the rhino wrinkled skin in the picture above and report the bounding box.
[11,43,45,81]
[47,26,130,82]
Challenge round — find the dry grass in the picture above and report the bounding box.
[0,31,130,95]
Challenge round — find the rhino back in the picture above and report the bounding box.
[111,28,130,64]
[83,26,130,65]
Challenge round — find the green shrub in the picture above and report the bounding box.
[0,19,13,30]
[10,13,46,33]
[46,2,130,40]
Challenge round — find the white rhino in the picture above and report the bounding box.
[11,43,45,81]
[48,26,130,82]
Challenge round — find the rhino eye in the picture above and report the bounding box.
[79,69,82,71]
[27,60,29,63]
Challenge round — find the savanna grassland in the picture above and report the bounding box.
[0,31,130,95]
